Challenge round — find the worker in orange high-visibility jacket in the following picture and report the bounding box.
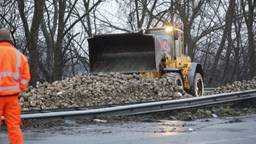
[0,28,30,144]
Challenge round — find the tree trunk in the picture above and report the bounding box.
[222,26,233,83]
[242,0,256,78]
[53,0,66,81]
[208,0,235,84]
[17,0,45,86]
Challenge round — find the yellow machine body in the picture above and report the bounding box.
[142,28,192,89]
[143,54,191,89]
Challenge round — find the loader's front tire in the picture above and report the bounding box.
[164,73,184,89]
[192,73,204,96]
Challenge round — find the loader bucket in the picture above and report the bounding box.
[88,33,161,73]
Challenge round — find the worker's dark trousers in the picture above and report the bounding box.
[0,95,23,144]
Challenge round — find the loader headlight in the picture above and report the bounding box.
[165,26,173,33]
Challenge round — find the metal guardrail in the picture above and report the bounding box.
[19,89,256,119]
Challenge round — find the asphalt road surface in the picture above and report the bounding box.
[1,115,256,144]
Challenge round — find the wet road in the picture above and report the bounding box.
[1,115,256,144]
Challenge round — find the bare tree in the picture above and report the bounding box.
[1,0,254,86]
[175,0,206,59]
[241,0,256,78]
[40,0,103,81]
[208,0,235,84]
[0,1,20,46]
[17,0,45,86]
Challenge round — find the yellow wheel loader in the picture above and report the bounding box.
[88,26,204,96]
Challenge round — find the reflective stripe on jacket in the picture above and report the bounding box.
[0,42,30,96]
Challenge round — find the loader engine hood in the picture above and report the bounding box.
[88,33,162,73]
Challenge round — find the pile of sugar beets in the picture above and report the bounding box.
[210,77,256,94]
[19,73,256,111]
[19,73,186,111]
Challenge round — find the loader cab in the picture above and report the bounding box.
[145,27,185,59]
